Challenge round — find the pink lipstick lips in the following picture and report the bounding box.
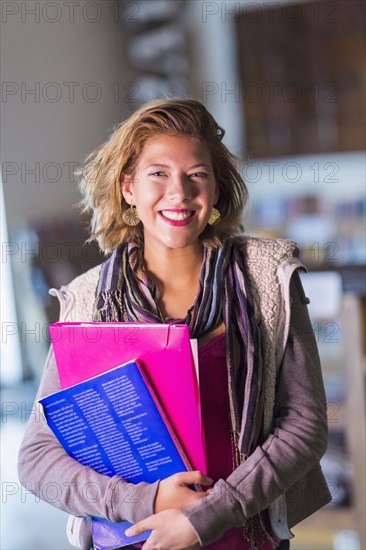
[158,209,196,227]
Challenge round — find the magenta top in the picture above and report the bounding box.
[198,333,279,550]
[198,333,233,482]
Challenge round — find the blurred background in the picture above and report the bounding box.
[1,0,365,548]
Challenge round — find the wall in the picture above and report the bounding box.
[1,1,133,225]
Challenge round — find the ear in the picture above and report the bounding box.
[121,173,133,205]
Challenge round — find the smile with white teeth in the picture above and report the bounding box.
[160,210,194,220]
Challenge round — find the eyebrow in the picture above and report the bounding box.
[144,163,212,170]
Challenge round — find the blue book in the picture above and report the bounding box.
[39,359,193,549]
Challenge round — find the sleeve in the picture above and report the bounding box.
[17,345,160,523]
[180,270,329,546]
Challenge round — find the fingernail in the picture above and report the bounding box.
[125,528,133,536]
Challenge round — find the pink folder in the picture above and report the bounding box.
[49,322,206,474]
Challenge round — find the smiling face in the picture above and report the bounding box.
[122,134,218,253]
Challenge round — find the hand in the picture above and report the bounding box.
[154,470,213,513]
[125,509,201,550]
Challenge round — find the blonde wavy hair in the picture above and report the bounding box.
[79,98,248,253]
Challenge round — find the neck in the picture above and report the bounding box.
[142,240,204,319]
[143,241,204,285]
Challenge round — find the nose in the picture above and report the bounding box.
[167,174,193,201]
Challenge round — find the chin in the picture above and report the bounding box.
[162,236,199,250]
[164,241,192,250]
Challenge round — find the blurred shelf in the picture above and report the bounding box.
[306,263,366,296]
[292,507,355,549]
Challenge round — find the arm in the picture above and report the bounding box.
[179,271,328,546]
[17,346,210,523]
[17,346,160,523]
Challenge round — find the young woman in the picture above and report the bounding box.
[18,99,331,550]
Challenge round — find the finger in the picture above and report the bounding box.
[188,489,211,502]
[175,470,213,486]
[185,487,214,505]
[125,518,152,537]
[141,542,159,550]
[141,536,154,550]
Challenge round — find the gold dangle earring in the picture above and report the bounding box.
[122,203,141,226]
[208,207,221,225]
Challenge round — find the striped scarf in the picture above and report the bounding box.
[93,238,264,461]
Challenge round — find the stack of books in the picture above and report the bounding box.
[39,322,206,550]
